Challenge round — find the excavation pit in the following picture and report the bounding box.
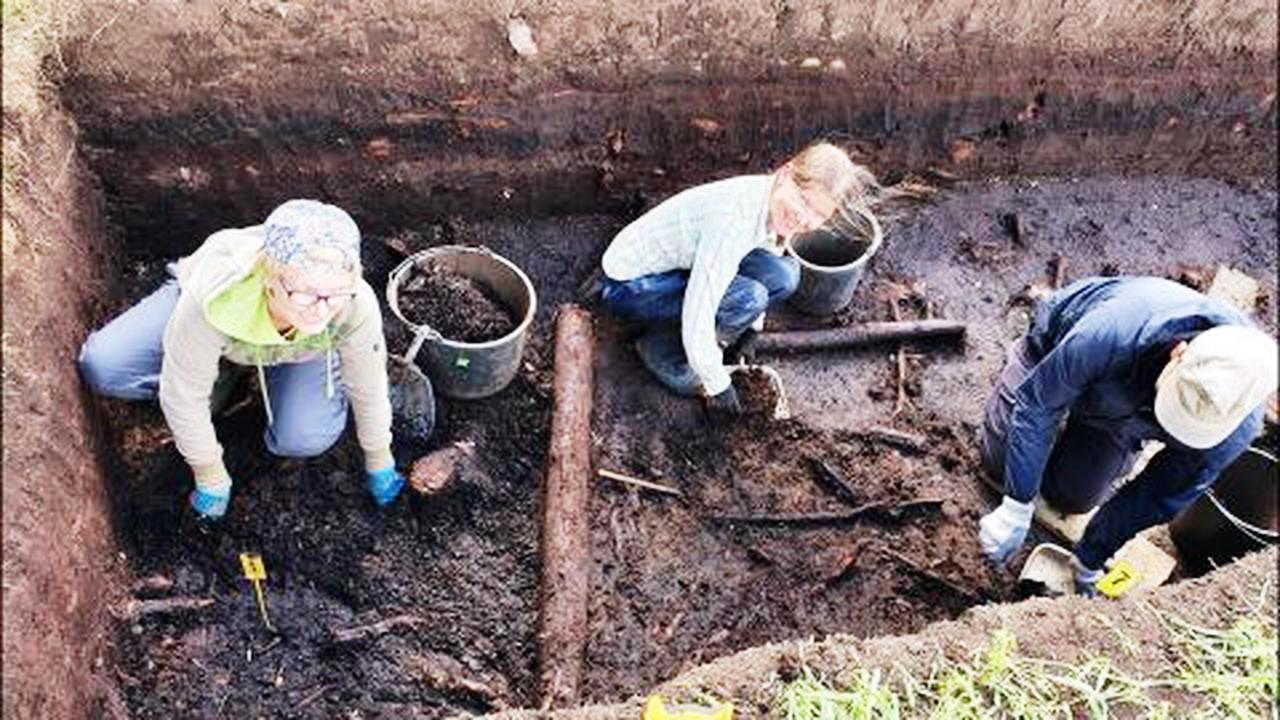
[3,2,1276,718]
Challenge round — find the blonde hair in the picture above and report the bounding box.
[788,142,877,202]
[784,141,881,234]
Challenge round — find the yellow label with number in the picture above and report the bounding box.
[642,695,733,720]
[1097,560,1139,598]
[239,553,266,581]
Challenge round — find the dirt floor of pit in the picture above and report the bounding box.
[98,175,1276,717]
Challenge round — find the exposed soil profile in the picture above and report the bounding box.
[397,261,517,343]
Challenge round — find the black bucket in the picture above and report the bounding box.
[1169,447,1278,574]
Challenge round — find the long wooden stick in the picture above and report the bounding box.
[807,457,860,506]
[538,306,595,709]
[890,299,911,416]
[113,596,215,621]
[711,497,945,526]
[331,614,427,644]
[754,320,966,354]
[597,468,682,496]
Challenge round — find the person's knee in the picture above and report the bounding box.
[771,256,800,301]
[722,280,769,327]
[78,334,145,399]
[266,423,343,458]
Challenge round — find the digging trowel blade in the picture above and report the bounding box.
[1017,543,1076,597]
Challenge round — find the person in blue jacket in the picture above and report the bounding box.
[977,276,1277,594]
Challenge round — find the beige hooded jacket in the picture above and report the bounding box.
[159,226,394,486]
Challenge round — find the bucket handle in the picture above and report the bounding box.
[399,323,443,365]
[1203,489,1280,547]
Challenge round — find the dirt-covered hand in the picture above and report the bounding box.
[704,385,742,423]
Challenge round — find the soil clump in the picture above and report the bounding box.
[730,368,781,416]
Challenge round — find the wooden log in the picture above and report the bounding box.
[537,305,595,709]
[754,320,966,354]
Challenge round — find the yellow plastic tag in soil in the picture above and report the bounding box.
[1097,559,1141,598]
[642,695,733,720]
[239,552,275,631]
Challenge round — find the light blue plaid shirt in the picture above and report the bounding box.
[602,174,774,394]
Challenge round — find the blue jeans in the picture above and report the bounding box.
[600,248,800,340]
[78,280,350,458]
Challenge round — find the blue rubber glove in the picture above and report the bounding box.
[978,496,1035,565]
[367,465,405,507]
[189,487,230,520]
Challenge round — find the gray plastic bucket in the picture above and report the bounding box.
[1169,447,1278,574]
[387,245,537,400]
[785,205,883,315]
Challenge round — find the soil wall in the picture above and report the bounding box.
[61,0,1277,256]
[2,102,122,716]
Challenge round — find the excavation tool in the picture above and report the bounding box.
[1018,544,1143,598]
[239,552,275,631]
[642,695,734,720]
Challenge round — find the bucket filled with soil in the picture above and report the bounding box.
[387,245,537,399]
[786,205,883,315]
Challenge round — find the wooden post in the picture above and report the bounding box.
[753,319,966,354]
[537,305,595,709]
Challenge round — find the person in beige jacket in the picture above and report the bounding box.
[79,199,403,520]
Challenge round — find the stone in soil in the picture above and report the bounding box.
[398,261,517,343]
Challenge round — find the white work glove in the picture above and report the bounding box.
[978,496,1035,565]
[1072,556,1105,598]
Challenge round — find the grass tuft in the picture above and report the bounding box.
[775,604,1276,720]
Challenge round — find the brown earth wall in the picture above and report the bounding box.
[2,103,123,717]
[61,0,1277,256]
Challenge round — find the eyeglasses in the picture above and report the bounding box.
[275,280,357,309]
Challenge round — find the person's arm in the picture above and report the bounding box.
[158,293,228,484]
[681,227,749,396]
[1003,321,1119,502]
[1073,409,1262,569]
[335,283,394,473]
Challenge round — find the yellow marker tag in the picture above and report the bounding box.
[642,695,734,720]
[239,553,266,581]
[1097,560,1140,598]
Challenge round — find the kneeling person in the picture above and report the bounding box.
[599,141,877,421]
[79,200,405,521]
[978,275,1277,593]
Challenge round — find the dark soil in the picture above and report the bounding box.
[92,178,1275,716]
[397,261,517,343]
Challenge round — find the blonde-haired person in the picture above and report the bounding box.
[598,141,877,421]
[79,199,404,521]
